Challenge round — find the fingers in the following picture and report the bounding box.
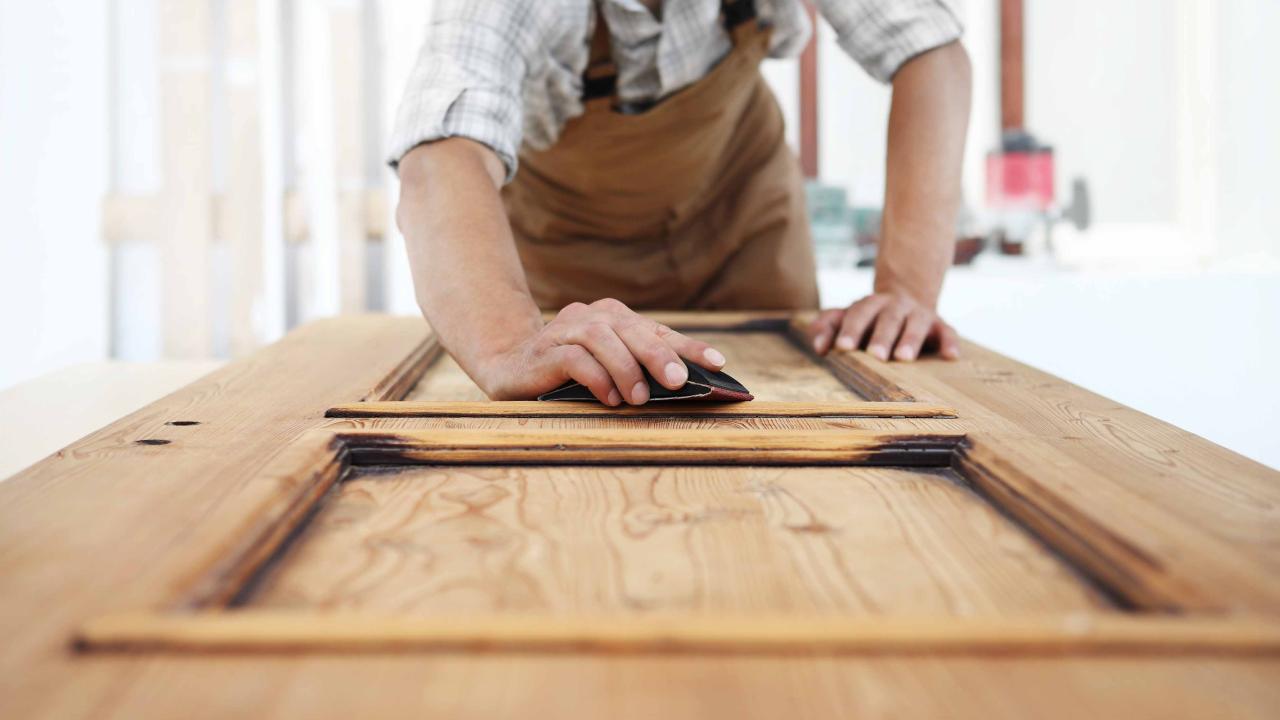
[618,322,690,391]
[562,320,649,404]
[893,309,935,362]
[549,345,620,405]
[865,301,909,361]
[654,324,725,373]
[808,308,845,355]
[836,295,890,354]
[550,298,729,403]
[936,321,961,360]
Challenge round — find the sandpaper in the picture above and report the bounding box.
[537,359,753,403]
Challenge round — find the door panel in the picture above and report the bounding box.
[10,313,1280,719]
[245,464,1109,616]
[60,312,1280,661]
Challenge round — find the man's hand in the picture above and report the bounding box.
[476,298,727,405]
[809,293,959,362]
[816,40,969,365]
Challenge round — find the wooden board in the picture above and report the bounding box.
[2,312,1279,719]
[245,464,1107,616]
[805,314,1280,614]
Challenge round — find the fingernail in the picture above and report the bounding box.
[664,361,687,387]
[896,346,916,361]
[813,335,826,352]
[607,388,621,405]
[835,336,855,351]
[869,345,887,361]
[630,381,649,404]
[704,348,726,367]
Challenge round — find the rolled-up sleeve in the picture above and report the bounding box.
[387,2,541,182]
[816,0,964,83]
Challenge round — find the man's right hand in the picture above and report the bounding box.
[475,298,728,405]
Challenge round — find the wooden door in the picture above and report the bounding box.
[4,313,1278,718]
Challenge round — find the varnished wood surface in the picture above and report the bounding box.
[791,316,1280,613]
[79,612,1280,655]
[338,427,963,466]
[679,331,860,402]
[246,465,1104,616]
[402,350,488,401]
[2,313,1279,719]
[10,655,1280,719]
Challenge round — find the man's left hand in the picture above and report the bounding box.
[809,293,960,362]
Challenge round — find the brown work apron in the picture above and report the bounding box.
[502,0,819,311]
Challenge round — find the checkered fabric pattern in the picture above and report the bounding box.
[388,0,963,182]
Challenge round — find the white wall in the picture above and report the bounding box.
[1027,0,1180,227]
[0,0,112,387]
[1216,0,1280,260]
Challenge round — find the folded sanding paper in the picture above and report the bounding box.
[537,359,753,403]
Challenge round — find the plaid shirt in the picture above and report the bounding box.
[389,0,963,182]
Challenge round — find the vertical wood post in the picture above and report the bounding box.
[999,0,1024,130]
[799,1,819,179]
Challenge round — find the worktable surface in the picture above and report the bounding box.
[1,314,1276,719]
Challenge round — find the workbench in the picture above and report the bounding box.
[1,312,1276,718]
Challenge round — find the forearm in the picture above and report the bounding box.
[876,41,971,308]
[395,138,542,390]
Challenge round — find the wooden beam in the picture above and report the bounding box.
[799,1,819,178]
[1000,0,1024,130]
[339,427,964,466]
[76,612,1280,656]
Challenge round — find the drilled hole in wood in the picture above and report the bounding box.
[166,420,201,426]
[135,439,171,446]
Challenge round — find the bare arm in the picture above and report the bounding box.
[396,139,725,403]
[396,139,542,385]
[812,40,972,361]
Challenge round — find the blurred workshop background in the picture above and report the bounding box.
[1,0,1277,469]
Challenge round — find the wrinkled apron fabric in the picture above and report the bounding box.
[502,0,819,311]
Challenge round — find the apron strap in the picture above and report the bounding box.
[582,1,619,101]
[581,0,760,102]
[722,0,759,31]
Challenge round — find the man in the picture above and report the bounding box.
[392,0,970,405]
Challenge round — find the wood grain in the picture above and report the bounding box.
[340,428,964,466]
[361,333,439,402]
[327,400,958,419]
[403,351,489,401]
[0,316,431,708]
[244,464,1104,616]
[788,314,916,401]
[682,331,861,402]
[77,612,1280,656]
[860,339,1280,613]
[4,311,1280,720]
[12,655,1280,720]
